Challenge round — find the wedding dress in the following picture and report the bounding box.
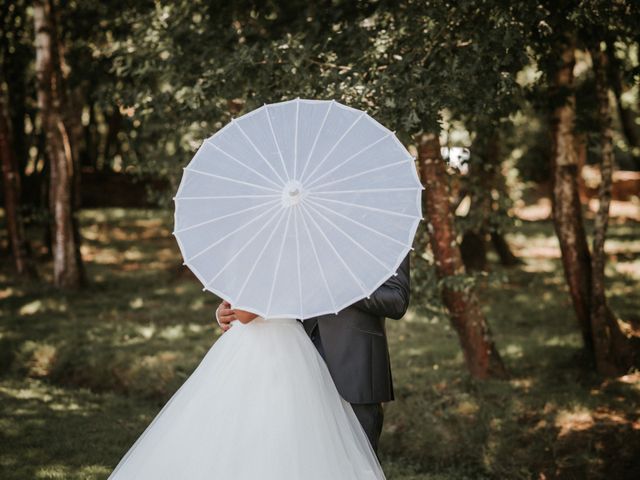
[107,316,386,479]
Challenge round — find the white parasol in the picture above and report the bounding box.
[173,98,423,320]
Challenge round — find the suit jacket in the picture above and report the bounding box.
[302,253,410,404]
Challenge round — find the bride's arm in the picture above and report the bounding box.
[351,253,410,320]
[233,308,258,324]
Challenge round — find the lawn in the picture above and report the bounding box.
[1,208,639,479]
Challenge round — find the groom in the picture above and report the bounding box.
[215,253,410,453]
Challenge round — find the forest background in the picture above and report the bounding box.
[1,1,639,478]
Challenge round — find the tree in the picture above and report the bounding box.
[460,130,521,271]
[1,0,37,278]
[419,132,507,378]
[0,85,37,278]
[548,39,595,354]
[588,41,639,375]
[532,0,640,374]
[109,0,518,378]
[357,1,534,378]
[605,39,640,162]
[33,0,85,288]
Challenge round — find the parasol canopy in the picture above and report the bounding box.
[173,98,423,320]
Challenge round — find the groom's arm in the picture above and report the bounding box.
[351,253,410,320]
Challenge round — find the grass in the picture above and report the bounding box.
[1,208,639,479]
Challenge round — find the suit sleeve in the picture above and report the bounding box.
[351,253,411,320]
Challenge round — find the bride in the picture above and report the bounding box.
[107,307,386,479]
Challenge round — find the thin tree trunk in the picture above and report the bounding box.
[589,45,639,375]
[34,0,84,289]
[574,132,589,204]
[1,0,29,172]
[65,94,88,284]
[0,88,37,279]
[460,231,487,271]
[605,40,640,154]
[104,107,122,166]
[460,135,492,272]
[461,131,520,270]
[66,89,84,209]
[38,133,53,258]
[483,133,520,266]
[418,132,507,379]
[549,43,594,356]
[56,24,86,280]
[491,233,520,266]
[4,69,29,177]
[86,102,100,170]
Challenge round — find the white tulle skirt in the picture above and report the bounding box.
[108,316,385,479]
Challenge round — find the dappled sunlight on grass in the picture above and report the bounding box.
[555,406,595,437]
[543,334,583,347]
[78,209,180,277]
[1,209,638,479]
[615,259,640,280]
[18,298,68,316]
[0,378,152,479]
[381,217,640,478]
[503,343,524,359]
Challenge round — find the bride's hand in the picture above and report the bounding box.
[233,308,258,324]
[216,300,237,332]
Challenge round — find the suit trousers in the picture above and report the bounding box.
[350,403,384,454]
[309,325,384,453]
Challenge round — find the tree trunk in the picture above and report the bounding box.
[605,40,640,155]
[34,0,84,289]
[574,132,589,204]
[491,232,520,266]
[461,131,520,270]
[589,45,639,375]
[104,107,122,166]
[1,0,30,173]
[56,22,87,280]
[86,102,100,170]
[66,89,84,209]
[418,132,508,379]
[460,231,487,271]
[484,133,521,267]
[549,43,594,356]
[462,135,494,271]
[0,88,37,279]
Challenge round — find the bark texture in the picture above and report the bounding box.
[34,0,85,288]
[589,45,639,375]
[418,132,507,379]
[549,44,594,354]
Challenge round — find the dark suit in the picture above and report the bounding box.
[301,253,410,452]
